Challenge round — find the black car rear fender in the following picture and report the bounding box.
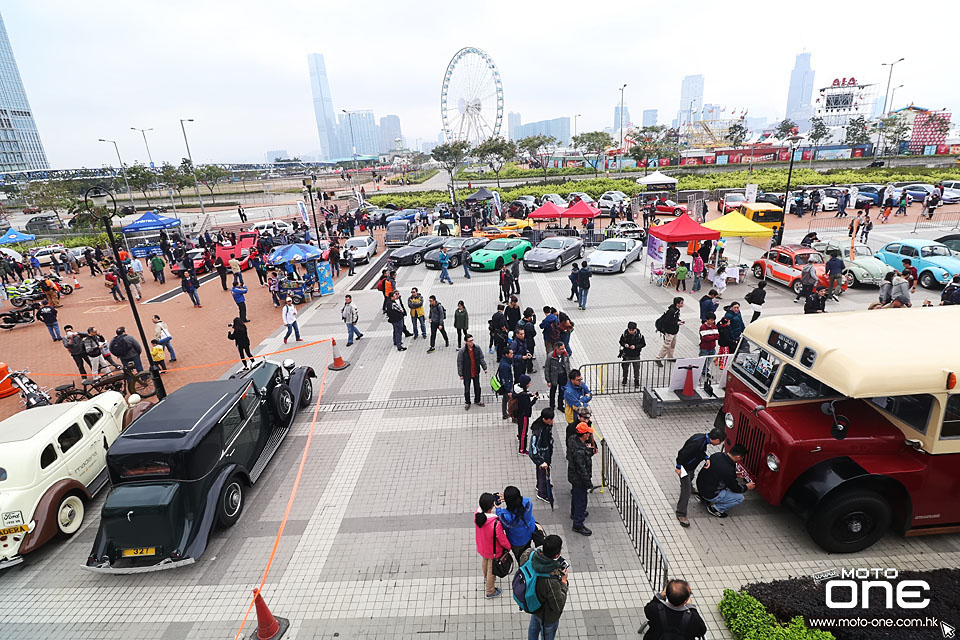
[288,366,316,414]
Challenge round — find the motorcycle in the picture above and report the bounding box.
[0,369,51,408]
[0,304,40,329]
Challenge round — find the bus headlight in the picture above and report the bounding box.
[724,412,734,429]
[766,453,780,472]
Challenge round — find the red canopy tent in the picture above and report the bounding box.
[527,202,567,219]
[563,199,601,219]
[648,214,720,242]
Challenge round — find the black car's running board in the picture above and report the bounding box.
[249,423,290,483]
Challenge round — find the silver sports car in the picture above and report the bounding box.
[523,236,584,271]
[585,238,642,273]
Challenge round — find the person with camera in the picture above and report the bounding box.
[518,534,569,640]
[642,579,707,640]
[675,427,725,528]
[495,486,540,562]
[228,318,253,370]
[618,321,645,387]
[697,444,754,518]
[474,492,511,599]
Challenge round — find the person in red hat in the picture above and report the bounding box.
[567,422,594,536]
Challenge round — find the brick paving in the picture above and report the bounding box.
[1,213,959,639]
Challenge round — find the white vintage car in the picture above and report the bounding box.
[0,392,151,570]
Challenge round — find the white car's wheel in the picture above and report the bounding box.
[619,261,627,273]
[56,494,85,538]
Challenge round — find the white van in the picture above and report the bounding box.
[249,219,294,236]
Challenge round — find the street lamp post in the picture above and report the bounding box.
[889,84,903,111]
[84,185,166,400]
[341,109,359,188]
[98,139,136,208]
[179,119,207,216]
[130,127,160,197]
[301,176,324,242]
[782,135,804,225]
[874,57,904,159]
[618,85,627,177]
[573,114,581,138]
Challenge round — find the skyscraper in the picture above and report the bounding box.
[613,105,631,131]
[378,115,402,152]
[785,53,815,130]
[308,53,340,160]
[642,109,658,127]
[0,12,48,171]
[678,75,704,128]
[507,112,521,140]
[516,117,570,146]
[339,110,378,156]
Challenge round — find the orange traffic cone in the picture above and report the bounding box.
[250,589,289,640]
[0,362,17,398]
[678,364,697,398]
[327,338,350,371]
[73,276,82,289]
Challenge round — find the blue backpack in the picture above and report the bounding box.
[512,553,550,613]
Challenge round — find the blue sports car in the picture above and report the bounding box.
[875,239,960,289]
[386,209,424,223]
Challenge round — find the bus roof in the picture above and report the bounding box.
[743,307,959,398]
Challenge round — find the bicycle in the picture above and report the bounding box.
[54,366,156,403]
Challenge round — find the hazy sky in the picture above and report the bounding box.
[3,0,956,167]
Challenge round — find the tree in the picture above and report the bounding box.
[806,117,832,165]
[431,140,472,193]
[125,163,155,205]
[726,122,748,148]
[876,115,910,156]
[175,158,198,204]
[844,116,871,146]
[775,118,797,140]
[473,136,516,188]
[195,164,227,202]
[516,134,557,184]
[24,182,78,227]
[157,162,180,203]
[571,131,614,177]
[627,125,677,174]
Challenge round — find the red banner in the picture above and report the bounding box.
[852,148,864,158]
[801,150,813,161]
[937,144,950,155]
[703,155,716,164]
[659,158,671,167]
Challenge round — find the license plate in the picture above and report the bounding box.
[0,525,28,535]
[121,547,156,557]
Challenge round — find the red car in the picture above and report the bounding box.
[719,193,746,213]
[170,248,211,276]
[751,244,851,295]
[214,230,260,269]
[652,198,687,216]
[22,206,40,214]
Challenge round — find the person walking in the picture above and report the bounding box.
[62,326,90,379]
[282,297,302,343]
[105,269,124,302]
[745,280,766,322]
[513,374,538,455]
[109,327,144,373]
[511,257,521,294]
[895,191,908,216]
[344,246,356,276]
[674,428,725,527]
[567,422,594,536]
[84,248,100,277]
[125,266,142,301]
[544,343,570,410]
[698,314,719,356]
[152,315,177,362]
[860,214,873,242]
[453,300,469,348]
[37,302,61,341]
[457,334,487,410]
[475,493,511,599]
[498,265,514,303]
[794,260,818,303]
[496,486,538,562]
[825,251,844,301]
[567,264,580,302]
[529,407,556,503]
[497,347,515,420]
[655,297,684,367]
[228,317,254,369]
[149,253,166,284]
[237,204,247,223]
[438,247,454,285]
[181,273,202,307]
[386,290,407,352]
[427,295,450,353]
[698,444,754,518]
[576,261,592,310]
[250,252,268,286]
[229,254,244,287]
[341,294,363,345]
[642,580,708,640]
[214,255,229,291]
[460,245,472,279]
[231,283,250,323]
[408,288,426,340]
[519,534,569,640]
[618,321,645,387]
[267,271,281,307]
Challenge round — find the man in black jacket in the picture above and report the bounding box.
[567,422,594,536]
[576,261,592,310]
[804,286,828,314]
[529,407,555,503]
[675,427,725,527]
[62,325,90,379]
[386,291,408,352]
[642,579,708,640]
[655,297,684,367]
[489,305,509,359]
[697,444,754,518]
[618,321,645,386]
[456,334,487,410]
[109,326,143,373]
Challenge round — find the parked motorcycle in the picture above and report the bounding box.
[0,304,40,330]
[0,369,51,408]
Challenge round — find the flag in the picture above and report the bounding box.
[297,201,309,225]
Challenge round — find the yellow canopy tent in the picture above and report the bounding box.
[702,210,773,265]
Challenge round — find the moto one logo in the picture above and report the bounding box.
[825,569,930,609]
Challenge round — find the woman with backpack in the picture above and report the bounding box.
[513,374,539,455]
[496,486,539,562]
[475,492,511,599]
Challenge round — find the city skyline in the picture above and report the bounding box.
[0,11,47,171]
[1,1,955,167]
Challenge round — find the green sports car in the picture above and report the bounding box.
[469,238,532,271]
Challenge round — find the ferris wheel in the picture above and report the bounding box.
[440,47,504,147]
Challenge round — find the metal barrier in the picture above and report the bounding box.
[911,210,960,234]
[805,216,851,235]
[601,438,670,592]
[579,359,675,395]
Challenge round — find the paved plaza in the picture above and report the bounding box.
[2,216,960,639]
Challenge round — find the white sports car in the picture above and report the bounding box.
[585,238,643,273]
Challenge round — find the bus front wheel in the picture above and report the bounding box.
[808,490,891,553]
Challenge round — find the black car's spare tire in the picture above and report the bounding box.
[270,383,295,427]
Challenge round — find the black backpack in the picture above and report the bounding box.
[655,311,669,334]
[657,605,693,640]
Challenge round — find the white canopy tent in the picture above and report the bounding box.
[635,170,678,187]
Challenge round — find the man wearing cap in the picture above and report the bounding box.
[282,297,302,343]
[674,427,725,528]
[567,422,594,536]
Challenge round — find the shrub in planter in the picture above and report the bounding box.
[719,589,835,640]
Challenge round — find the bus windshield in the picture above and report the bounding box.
[731,338,782,397]
[772,364,841,401]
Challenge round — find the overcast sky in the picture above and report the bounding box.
[4,0,956,168]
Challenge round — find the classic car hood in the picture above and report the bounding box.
[926,256,960,272]
[525,248,563,261]
[848,256,893,275]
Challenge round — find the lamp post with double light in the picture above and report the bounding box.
[84,185,166,400]
[179,119,206,216]
[618,84,627,176]
[874,57,904,159]
[301,175,324,243]
[782,134,804,223]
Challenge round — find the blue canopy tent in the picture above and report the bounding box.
[121,212,183,257]
[0,229,37,245]
[266,243,334,301]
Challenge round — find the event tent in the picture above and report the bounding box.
[465,187,495,202]
[702,211,773,237]
[527,202,566,219]
[635,170,677,187]
[121,211,182,232]
[648,214,720,242]
[0,228,36,245]
[563,200,601,219]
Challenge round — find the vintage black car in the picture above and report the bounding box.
[423,236,489,269]
[83,359,314,572]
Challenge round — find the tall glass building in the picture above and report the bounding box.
[0,12,48,172]
[308,53,340,161]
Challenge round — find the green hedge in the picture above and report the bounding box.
[719,589,834,640]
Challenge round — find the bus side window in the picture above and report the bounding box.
[941,395,960,439]
[870,394,935,434]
